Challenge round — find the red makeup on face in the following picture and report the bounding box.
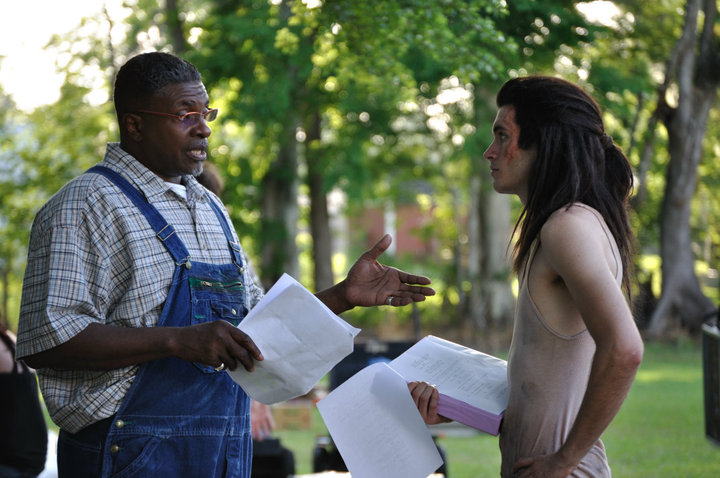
[483,105,536,204]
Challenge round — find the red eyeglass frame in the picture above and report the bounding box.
[134,108,219,125]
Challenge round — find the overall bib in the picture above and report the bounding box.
[87,166,252,477]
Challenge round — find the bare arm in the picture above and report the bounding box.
[26,235,430,373]
[0,330,16,373]
[316,234,435,314]
[23,320,263,372]
[250,400,275,440]
[513,211,643,477]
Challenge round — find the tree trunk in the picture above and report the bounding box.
[631,0,701,211]
[630,112,658,210]
[165,0,186,54]
[464,92,516,342]
[258,0,300,290]
[0,268,8,330]
[480,173,515,332]
[306,112,334,292]
[465,152,515,339]
[260,118,299,290]
[102,5,119,84]
[647,0,718,336]
[650,97,716,334]
[465,175,485,331]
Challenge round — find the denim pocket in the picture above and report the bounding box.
[57,429,104,478]
[189,278,247,374]
[107,435,163,478]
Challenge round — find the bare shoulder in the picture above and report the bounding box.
[541,205,607,249]
[539,204,616,277]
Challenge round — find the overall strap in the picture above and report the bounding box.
[86,165,192,267]
[205,196,244,271]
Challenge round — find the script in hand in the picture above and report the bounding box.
[227,273,360,404]
[317,362,444,478]
[389,335,508,435]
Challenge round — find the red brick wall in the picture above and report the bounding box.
[351,204,435,257]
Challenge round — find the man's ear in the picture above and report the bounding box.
[123,113,144,142]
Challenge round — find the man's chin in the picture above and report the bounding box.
[190,163,205,177]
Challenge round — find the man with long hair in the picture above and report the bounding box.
[413,76,644,477]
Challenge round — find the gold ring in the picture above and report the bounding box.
[214,363,226,372]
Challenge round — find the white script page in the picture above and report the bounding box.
[390,336,508,414]
[317,362,443,478]
[228,273,360,404]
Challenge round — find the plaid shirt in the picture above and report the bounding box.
[17,143,264,433]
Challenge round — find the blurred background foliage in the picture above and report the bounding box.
[1,0,719,347]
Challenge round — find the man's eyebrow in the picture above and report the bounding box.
[493,124,508,133]
[175,98,210,109]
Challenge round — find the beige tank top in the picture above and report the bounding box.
[499,204,619,477]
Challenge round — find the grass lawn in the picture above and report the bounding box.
[601,341,720,478]
[37,340,719,476]
[274,340,720,477]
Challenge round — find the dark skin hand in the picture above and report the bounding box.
[24,319,263,373]
[174,319,263,372]
[316,234,435,314]
[26,234,434,374]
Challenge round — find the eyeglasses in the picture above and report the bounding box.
[134,108,219,127]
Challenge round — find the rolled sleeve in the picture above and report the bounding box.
[17,222,105,359]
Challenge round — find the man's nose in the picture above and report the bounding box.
[196,119,212,138]
[482,143,494,160]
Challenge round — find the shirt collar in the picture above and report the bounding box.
[102,143,208,204]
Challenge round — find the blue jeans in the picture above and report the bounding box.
[81,167,253,478]
[0,464,40,478]
[57,417,113,478]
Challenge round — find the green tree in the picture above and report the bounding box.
[194,0,514,295]
[574,0,720,336]
[0,79,110,329]
[646,0,719,335]
[0,86,23,329]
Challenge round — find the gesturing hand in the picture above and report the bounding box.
[344,234,435,308]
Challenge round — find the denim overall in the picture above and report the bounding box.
[87,166,252,477]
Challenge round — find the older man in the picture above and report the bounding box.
[18,51,434,478]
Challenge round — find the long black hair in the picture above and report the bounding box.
[497,76,634,294]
